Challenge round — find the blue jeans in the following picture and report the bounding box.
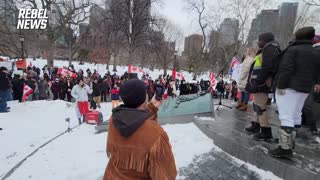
[240,91,249,104]
[0,89,11,112]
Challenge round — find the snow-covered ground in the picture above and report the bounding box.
[1,100,213,180]
[0,100,282,180]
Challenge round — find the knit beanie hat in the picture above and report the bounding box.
[258,32,275,43]
[313,34,320,44]
[295,27,315,40]
[120,79,147,108]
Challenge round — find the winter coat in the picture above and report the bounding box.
[38,80,48,99]
[111,88,120,100]
[11,78,24,99]
[59,81,67,94]
[101,82,109,92]
[276,40,320,93]
[71,84,92,102]
[26,79,36,91]
[50,82,60,95]
[238,57,255,91]
[103,103,177,180]
[92,82,102,97]
[246,42,281,93]
[0,71,11,91]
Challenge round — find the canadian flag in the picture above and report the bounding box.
[172,69,184,81]
[209,72,216,86]
[209,72,216,94]
[57,68,77,79]
[22,84,33,102]
[128,64,144,73]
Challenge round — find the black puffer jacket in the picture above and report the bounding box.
[0,71,10,91]
[276,40,320,93]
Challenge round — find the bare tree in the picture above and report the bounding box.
[185,0,208,52]
[110,0,156,65]
[16,0,92,67]
[150,17,182,75]
[304,0,320,6]
[295,3,320,31]
[227,0,273,47]
[0,1,22,57]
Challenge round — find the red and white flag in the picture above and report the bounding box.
[128,64,144,74]
[230,57,240,68]
[57,68,77,79]
[209,72,216,93]
[172,69,185,81]
[22,84,33,102]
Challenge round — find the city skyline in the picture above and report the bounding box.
[160,0,300,37]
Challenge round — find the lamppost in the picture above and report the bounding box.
[19,36,25,59]
[173,51,178,70]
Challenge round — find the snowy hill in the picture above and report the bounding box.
[24,58,210,82]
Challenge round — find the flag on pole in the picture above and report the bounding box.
[128,64,144,73]
[22,84,33,102]
[172,69,185,81]
[209,72,216,94]
[229,57,240,75]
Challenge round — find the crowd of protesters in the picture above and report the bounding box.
[0,61,208,113]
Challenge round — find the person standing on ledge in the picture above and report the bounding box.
[245,32,281,141]
[103,79,177,180]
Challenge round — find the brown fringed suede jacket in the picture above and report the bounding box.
[103,103,177,180]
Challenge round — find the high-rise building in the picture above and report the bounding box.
[219,18,239,47]
[49,4,61,27]
[183,34,203,57]
[279,2,298,48]
[208,30,221,51]
[90,4,106,27]
[247,10,280,46]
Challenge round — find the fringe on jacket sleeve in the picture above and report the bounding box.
[147,103,158,121]
[148,132,177,180]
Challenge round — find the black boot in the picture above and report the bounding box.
[244,122,260,134]
[82,116,86,123]
[269,127,294,159]
[253,127,273,141]
[78,118,82,125]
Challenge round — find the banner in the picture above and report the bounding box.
[128,64,144,74]
[22,84,33,101]
[57,68,77,79]
[15,59,26,69]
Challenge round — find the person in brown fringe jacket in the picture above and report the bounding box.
[103,79,177,180]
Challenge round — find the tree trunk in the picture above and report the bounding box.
[46,33,54,68]
[113,55,117,72]
[163,59,167,76]
[68,46,73,67]
[47,42,54,68]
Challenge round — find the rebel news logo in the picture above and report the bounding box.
[17,9,48,30]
